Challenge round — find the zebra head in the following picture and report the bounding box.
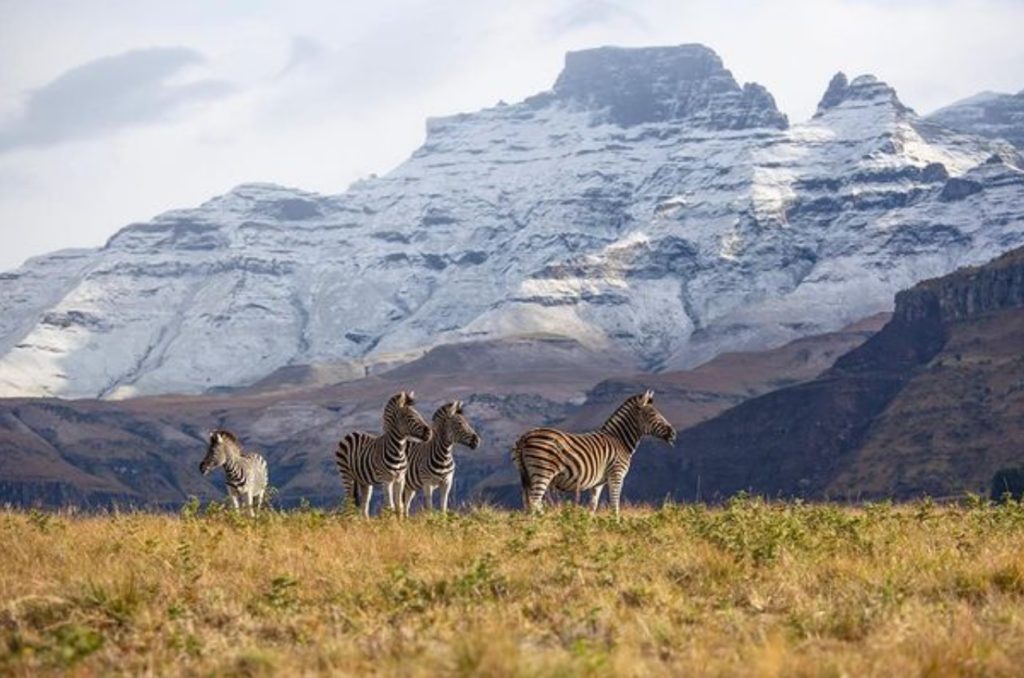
[636,390,677,445]
[434,401,482,450]
[200,429,239,475]
[386,391,433,443]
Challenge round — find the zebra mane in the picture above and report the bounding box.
[599,394,645,432]
[386,391,415,410]
[211,429,240,444]
[432,401,462,423]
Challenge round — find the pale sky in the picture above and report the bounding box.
[1,0,1022,271]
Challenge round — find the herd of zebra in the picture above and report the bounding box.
[198,389,677,517]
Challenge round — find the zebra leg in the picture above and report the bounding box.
[608,478,623,519]
[383,480,397,516]
[395,475,407,519]
[440,475,453,515]
[527,474,553,514]
[229,493,240,512]
[402,485,415,517]
[245,493,255,518]
[361,484,373,518]
[590,484,605,513]
[424,485,434,512]
[255,492,264,515]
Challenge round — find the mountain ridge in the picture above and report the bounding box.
[1,44,1022,399]
[927,87,1024,150]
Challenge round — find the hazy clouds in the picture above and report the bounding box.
[0,0,1022,271]
[0,47,232,152]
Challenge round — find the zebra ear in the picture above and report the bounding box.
[456,400,464,413]
[447,402,459,415]
[643,389,654,404]
[406,390,415,405]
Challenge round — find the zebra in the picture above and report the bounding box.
[511,390,676,517]
[402,401,481,515]
[199,429,269,515]
[335,391,432,518]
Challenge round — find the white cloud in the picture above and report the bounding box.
[0,0,1022,271]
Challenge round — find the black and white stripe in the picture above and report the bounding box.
[512,390,676,516]
[335,391,432,517]
[199,429,269,515]
[402,401,481,515]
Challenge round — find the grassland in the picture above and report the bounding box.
[2,498,1024,676]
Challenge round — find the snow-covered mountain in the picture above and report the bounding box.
[2,44,1023,399]
[927,87,1024,150]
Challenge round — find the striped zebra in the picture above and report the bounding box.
[335,391,432,518]
[199,429,269,515]
[402,401,481,515]
[512,390,676,516]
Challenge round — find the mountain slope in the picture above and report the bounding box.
[624,245,1024,502]
[927,88,1024,150]
[1,46,1023,399]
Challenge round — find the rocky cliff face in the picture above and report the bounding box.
[549,45,788,129]
[1,44,1023,400]
[907,246,1024,321]
[624,246,1024,502]
[927,89,1024,150]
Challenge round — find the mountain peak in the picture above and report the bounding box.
[815,71,910,116]
[549,44,787,129]
[817,72,849,111]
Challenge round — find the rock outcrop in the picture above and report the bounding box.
[550,45,788,129]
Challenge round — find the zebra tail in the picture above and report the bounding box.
[511,440,531,497]
[336,438,359,508]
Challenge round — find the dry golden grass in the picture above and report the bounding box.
[2,497,1024,676]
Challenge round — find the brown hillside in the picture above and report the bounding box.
[0,319,884,509]
[624,245,1024,503]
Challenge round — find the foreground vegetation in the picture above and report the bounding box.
[2,498,1024,676]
